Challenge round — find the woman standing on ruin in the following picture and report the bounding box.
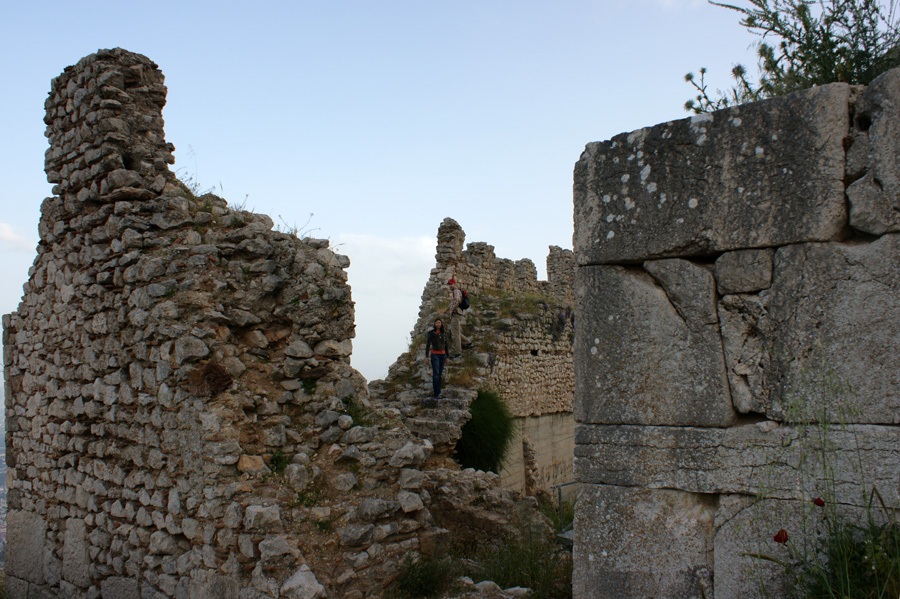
[424,318,448,402]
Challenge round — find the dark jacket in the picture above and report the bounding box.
[425,329,448,355]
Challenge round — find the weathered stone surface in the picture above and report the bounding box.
[574,485,714,599]
[717,295,767,415]
[174,335,209,365]
[575,263,735,426]
[313,339,352,357]
[724,236,900,423]
[398,491,424,513]
[149,530,178,554]
[244,505,282,531]
[332,473,357,492]
[398,469,425,490]
[281,564,326,599]
[188,571,240,599]
[62,518,90,587]
[7,510,46,584]
[714,248,774,294]
[847,68,900,234]
[284,464,309,491]
[574,83,849,264]
[237,455,270,476]
[712,495,790,599]
[106,169,143,190]
[337,523,374,547]
[101,576,141,599]
[389,442,429,468]
[285,339,313,358]
[342,426,376,445]
[358,498,397,521]
[575,422,900,505]
[258,536,298,562]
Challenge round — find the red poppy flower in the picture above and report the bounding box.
[774,529,789,544]
[813,497,825,507]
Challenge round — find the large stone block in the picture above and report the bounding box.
[574,83,849,264]
[573,485,714,599]
[720,235,900,423]
[575,261,734,426]
[714,248,774,295]
[101,576,140,599]
[847,67,900,234]
[7,509,46,584]
[712,493,884,599]
[713,495,792,599]
[63,518,90,588]
[574,422,900,505]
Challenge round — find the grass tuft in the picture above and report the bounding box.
[387,555,461,599]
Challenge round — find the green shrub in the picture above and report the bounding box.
[685,0,900,113]
[476,523,573,599]
[388,555,461,599]
[454,389,515,474]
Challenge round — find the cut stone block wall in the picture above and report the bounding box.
[572,70,900,598]
[498,412,574,496]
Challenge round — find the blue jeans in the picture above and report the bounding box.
[430,353,446,397]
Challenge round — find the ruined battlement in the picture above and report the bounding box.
[380,218,575,495]
[43,48,176,206]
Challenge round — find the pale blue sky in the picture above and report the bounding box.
[1,0,758,382]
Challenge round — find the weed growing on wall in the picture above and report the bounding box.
[342,394,372,426]
[475,521,573,599]
[268,449,290,476]
[538,494,576,534]
[387,555,463,599]
[386,507,572,599]
[454,389,515,473]
[743,358,900,597]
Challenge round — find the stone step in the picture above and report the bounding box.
[406,418,462,446]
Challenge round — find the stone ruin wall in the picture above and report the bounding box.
[572,69,900,597]
[397,218,576,493]
[3,49,531,599]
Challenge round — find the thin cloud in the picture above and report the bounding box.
[0,222,36,252]
[334,233,436,381]
[336,233,435,296]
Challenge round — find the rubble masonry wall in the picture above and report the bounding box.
[3,48,529,599]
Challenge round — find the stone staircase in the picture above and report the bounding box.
[370,380,477,449]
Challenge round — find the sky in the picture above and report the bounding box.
[0,0,759,385]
